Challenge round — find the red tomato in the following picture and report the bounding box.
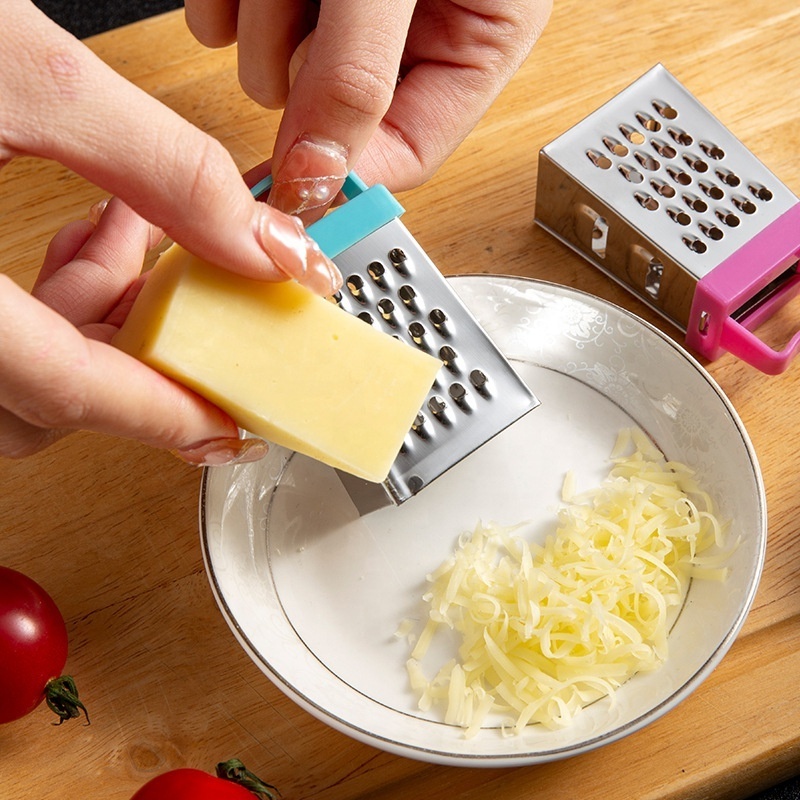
[130,769,256,800]
[131,761,279,800]
[0,566,69,723]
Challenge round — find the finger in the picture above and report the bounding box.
[32,198,157,327]
[2,2,339,295]
[0,405,68,460]
[370,0,551,188]
[0,273,238,451]
[184,0,240,47]
[236,0,318,109]
[267,0,416,219]
[35,218,96,288]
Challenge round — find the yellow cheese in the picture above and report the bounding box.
[113,245,441,481]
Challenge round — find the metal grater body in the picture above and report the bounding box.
[535,63,798,333]
[247,173,540,512]
[331,217,539,511]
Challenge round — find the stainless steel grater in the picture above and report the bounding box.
[535,63,800,374]
[251,173,540,511]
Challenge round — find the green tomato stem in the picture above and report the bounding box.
[216,758,280,799]
[44,675,90,726]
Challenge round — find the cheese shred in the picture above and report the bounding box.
[404,429,729,736]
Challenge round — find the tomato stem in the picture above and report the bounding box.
[44,675,90,726]
[216,759,280,799]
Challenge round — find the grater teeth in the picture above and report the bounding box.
[332,217,539,513]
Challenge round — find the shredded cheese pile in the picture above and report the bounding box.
[403,428,728,737]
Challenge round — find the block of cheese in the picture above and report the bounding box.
[113,245,441,482]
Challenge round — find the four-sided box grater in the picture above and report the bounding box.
[535,63,800,374]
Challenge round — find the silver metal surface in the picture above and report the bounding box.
[332,218,539,511]
[535,63,798,331]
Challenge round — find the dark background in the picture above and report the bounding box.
[24,2,800,798]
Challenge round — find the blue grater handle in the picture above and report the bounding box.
[250,172,405,259]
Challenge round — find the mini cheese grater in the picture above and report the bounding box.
[250,172,540,511]
[535,63,800,374]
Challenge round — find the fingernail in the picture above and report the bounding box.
[88,198,109,225]
[174,436,270,467]
[269,133,349,218]
[255,208,342,296]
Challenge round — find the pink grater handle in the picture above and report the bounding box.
[686,203,800,374]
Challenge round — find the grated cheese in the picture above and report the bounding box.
[405,428,729,736]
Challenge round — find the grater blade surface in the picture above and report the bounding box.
[331,217,540,511]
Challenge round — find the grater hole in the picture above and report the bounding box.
[667,166,692,186]
[668,126,693,146]
[683,153,708,173]
[699,221,724,241]
[439,345,458,372]
[429,308,449,335]
[619,124,645,144]
[407,475,424,493]
[409,321,427,346]
[470,369,490,396]
[682,235,708,254]
[346,274,367,302]
[635,192,659,211]
[448,382,471,410]
[651,138,677,159]
[411,413,428,438]
[586,149,612,169]
[377,297,397,324]
[389,247,409,273]
[397,284,417,309]
[634,151,660,171]
[645,260,664,298]
[332,290,343,304]
[699,181,724,200]
[651,179,676,198]
[682,193,707,213]
[603,136,629,157]
[667,207,692,226]
[367,261,386,284]
[732,194,757,214]
[636,112,661,131]
[716,208,740,227]
[357,311,374,325]
[652,100,678,119]
[700,141,725,160]
[619,164,644,183]
[428,395,450,423]
[716,168,740,187]
[749,183,774,202]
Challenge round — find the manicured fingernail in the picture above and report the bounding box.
[255,208,342,296]
[174,436,270,467]
[88,198,109,225]
[269,133,349,218]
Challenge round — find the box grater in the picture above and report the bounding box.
[535,63,800,374]
[251,172,540,511]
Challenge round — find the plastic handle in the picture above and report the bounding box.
[686,202,800,374]
[248,171,403,259]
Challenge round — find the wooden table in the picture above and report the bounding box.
[1,3,799,798]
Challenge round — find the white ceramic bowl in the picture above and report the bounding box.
[200,275,766,766]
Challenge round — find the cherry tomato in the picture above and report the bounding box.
[0,566,86,724]
[131,760,278,800]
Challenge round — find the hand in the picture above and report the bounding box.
[185,0,552,221]
[0,1,342,460]
[2,0,339,294]
[0,199,270,462]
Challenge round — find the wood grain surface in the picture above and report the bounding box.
[0,3,798,798]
